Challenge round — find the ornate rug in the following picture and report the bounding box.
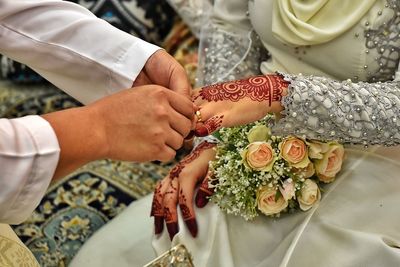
[0,81,179,266]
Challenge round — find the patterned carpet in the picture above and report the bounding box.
[0,81,179,266]
[0,0,199,261]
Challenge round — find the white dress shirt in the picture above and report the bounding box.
[0,0,160,224]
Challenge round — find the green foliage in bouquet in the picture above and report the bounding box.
[209,114,344,220]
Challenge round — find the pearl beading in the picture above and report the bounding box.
[275,73,400,146]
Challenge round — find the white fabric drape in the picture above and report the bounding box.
[272,0,377,46]
[71,147,400,267]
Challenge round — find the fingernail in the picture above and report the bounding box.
[185,218,198,238]
[154,216,164,235]
[195,126,209,137]
[166,223,179,240]
[195,190,209,208]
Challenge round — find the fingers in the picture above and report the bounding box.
[195,171,214,208]
[132,71,151,87]
[145,50,192,99]
[165,128,184,151]
[195,115,225,137]
[150,180,169,235]
[162,177,180,240]
[165,90,195,120]
[178,180,198,238]
[169,109,193,138]
[169,64,192,99]
[157,145,177,162]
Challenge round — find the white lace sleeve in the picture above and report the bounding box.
[273,73,400,146]
[195,0,268,86]
[165,0,212,38]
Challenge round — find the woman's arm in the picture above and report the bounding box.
[193,73,400,146]
[274,73,400,146]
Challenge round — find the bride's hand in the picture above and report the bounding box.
[150,141,217,240]
[192,74,288,136]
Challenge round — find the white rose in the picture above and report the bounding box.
[247,125,271,143]
[308,141,330,159]
[315,143,345,183]
[298,179,321,211]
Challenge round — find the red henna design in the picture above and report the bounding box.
[151,183,164,217]
[199,176,213,196]
[204,115,224,134]
[179,189,193,220]
[169,164,184,180]
[196,75,288,106]
[180,141,216,165]
[164,207,174,223]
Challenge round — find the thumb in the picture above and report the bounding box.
[169,64,192,99]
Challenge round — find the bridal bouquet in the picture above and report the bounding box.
[209,115,345,220]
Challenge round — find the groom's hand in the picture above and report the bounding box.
[90,85,194,162]
[43,85,195,179]
[133,50,192,99]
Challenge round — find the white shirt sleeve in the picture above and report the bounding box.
[0,0,161,104]
[0,116,60,224]
[0,0,161,224]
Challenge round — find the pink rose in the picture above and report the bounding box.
[315,143,345,183]
[280,137,310,168]
[242,142,276,171]
[279,179,295,201]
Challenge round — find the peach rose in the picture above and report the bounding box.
[279,137,310,168]
[242,142,276,171]
[308,141,330,159]
[279,179,295,201]
[298,179,321,211]
[257,186,288,215]
[315,143,345,183]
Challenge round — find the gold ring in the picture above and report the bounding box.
[195,110,202,122]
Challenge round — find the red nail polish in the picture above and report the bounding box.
[194,126,209,137]
[154,216,164,235]
[185,218,198,238]
[195,190,209,208]
[166,223,179,240]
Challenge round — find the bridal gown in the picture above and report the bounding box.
[71,0,400,266]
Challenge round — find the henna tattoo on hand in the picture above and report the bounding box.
[179,189,193,220]
[151,142,216,223]
[203,115,224,135]
[195,75,288,106]
[151,182,164,217]
[164,207,173,223]
[180,141,216,165]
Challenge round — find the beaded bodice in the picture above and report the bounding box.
[170,0,400,146]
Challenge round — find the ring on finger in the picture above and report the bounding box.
[195,110,202,122]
